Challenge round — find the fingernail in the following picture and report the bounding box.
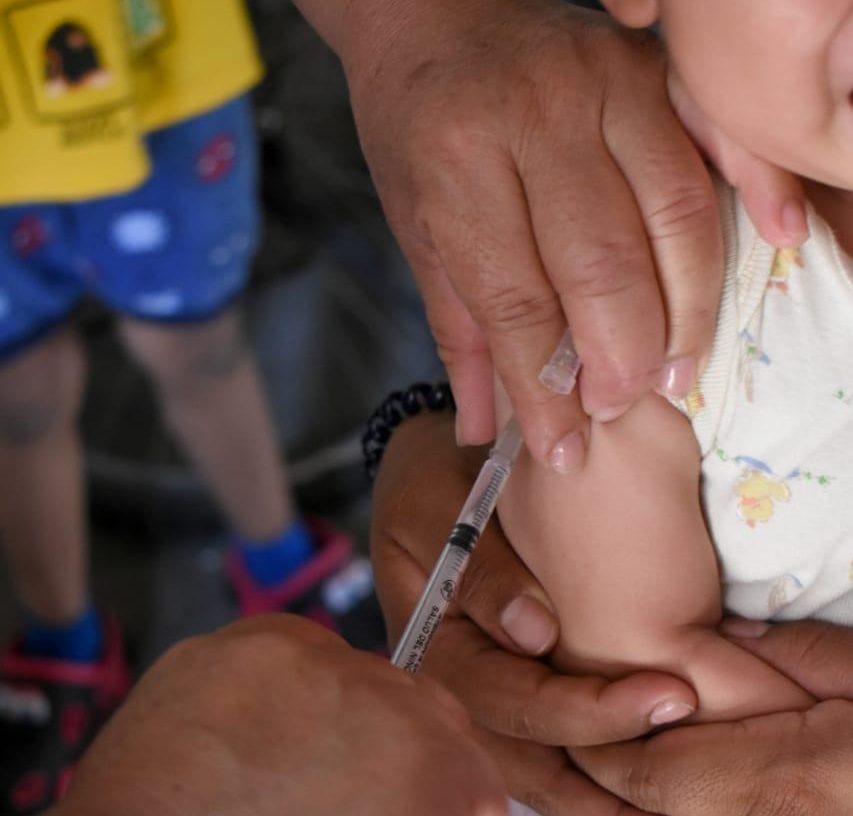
[648,700,695,726]
[548,431,585,474]
[657,357,696,399]
[781,200,809,245]
[501,595,558,655]
[719,617,770,639]
[591,403,631,423]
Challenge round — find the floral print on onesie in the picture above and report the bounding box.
[672,181,853,625]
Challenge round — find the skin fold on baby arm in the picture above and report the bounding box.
[497,390,814,723]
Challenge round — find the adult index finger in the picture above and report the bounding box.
[397,226,499,447]
[720,618,853,701]
[572,705,844,816]
[428,615,697,748]
[416,126,587,468]
[602,52,724,399]
[519,109,667,426]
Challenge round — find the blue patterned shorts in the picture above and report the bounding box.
[0,94,259,358]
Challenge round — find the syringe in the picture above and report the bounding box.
[391,329,580,672]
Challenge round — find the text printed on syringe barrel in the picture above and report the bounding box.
[399,538,471,672]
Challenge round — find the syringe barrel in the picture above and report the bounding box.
[456,457,511,532]
[390,538,471,672]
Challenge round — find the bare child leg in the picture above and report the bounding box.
[120,307,383,640]
[0,329,89,628]
[498,393,813,723]
[120,309,294,541]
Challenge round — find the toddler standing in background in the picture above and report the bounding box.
[0,2,370,812]
[499,0,853,724]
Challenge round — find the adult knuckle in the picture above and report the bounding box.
[596,360,659,399]
[515,786,553,816]
[432,321,487,367]
[521,52,585,124]
[667,303,718,345]
[450,775,507,816]
[512,760,568,816]
[645,186,717,242]
[475,284,561,335]
[567,238,651,301]
[429,107,492,165]
[584,337,661,396]
[474,791,511,816]
[669,300,717,329]
[505,699,541,742]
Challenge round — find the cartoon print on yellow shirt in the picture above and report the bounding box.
[123,0,168,52]
[44,21,111,96]
[0,0,261,203]
[6,0,133,124]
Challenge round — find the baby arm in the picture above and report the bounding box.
[498,392,813,722]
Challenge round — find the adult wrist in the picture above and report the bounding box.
[363,383,455,480]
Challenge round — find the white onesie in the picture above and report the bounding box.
[681,181,853,625]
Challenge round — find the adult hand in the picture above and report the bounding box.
[54,615,508,816]
[572,618,853,815]
[372,411,698,815]
[320,0,805,470]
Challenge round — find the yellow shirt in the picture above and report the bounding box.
[0,0,263,205]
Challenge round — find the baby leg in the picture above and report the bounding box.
[0,328,89,624]
[120,308,293,541]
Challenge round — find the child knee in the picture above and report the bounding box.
[128,321,249,397]
[0,338,83,445]
[0,385,70,445]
